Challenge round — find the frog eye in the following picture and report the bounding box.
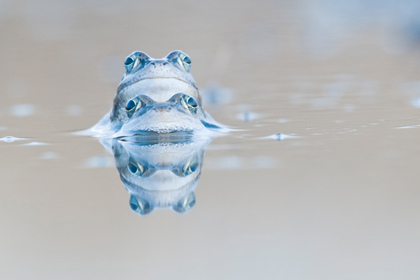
[124,51,150,74]
[124,53,140,73]
[128,161,144,175]
[181,95,198,114]
[178,53,191,72]
[125,97,142,117]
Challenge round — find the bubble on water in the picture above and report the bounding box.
[10,104,36,117]
[0,136,26,142]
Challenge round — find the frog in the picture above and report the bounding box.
[90,50,224,137]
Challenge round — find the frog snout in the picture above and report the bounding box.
[150,60,168,67]
[152,104,173,113]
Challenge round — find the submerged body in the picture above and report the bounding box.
[91,50,223,137]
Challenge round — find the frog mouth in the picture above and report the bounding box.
[117,122,196,135]
[117,76,198,93]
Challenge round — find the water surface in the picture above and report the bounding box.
[1,1,420,279]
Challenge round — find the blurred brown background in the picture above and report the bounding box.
[1,0,420,279]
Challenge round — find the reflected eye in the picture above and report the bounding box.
[125,97,142,118]
[183,159,198,175]
[173,157,199,177]
[178,53,191,72]
[181,95,198,114]
[129,195,153,215]
[172,192,195,213]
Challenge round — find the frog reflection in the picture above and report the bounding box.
[110,135,210,215]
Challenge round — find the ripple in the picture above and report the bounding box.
[395,124,420,129]
[264,133,299,141]
[23,142,49,146]
[0,136,26,143]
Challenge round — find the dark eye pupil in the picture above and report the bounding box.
[128,163,138,174]
[190,161,198,173]
[125,57,134,65]
[183,56,191,64]
[126,100,136,111]
[187,97,197,107]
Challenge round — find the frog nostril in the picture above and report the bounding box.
[150,60,166,66]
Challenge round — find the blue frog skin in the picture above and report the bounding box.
[90,50,224,137]
[110,136,210,215]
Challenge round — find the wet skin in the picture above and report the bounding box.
[94,50,221,136]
